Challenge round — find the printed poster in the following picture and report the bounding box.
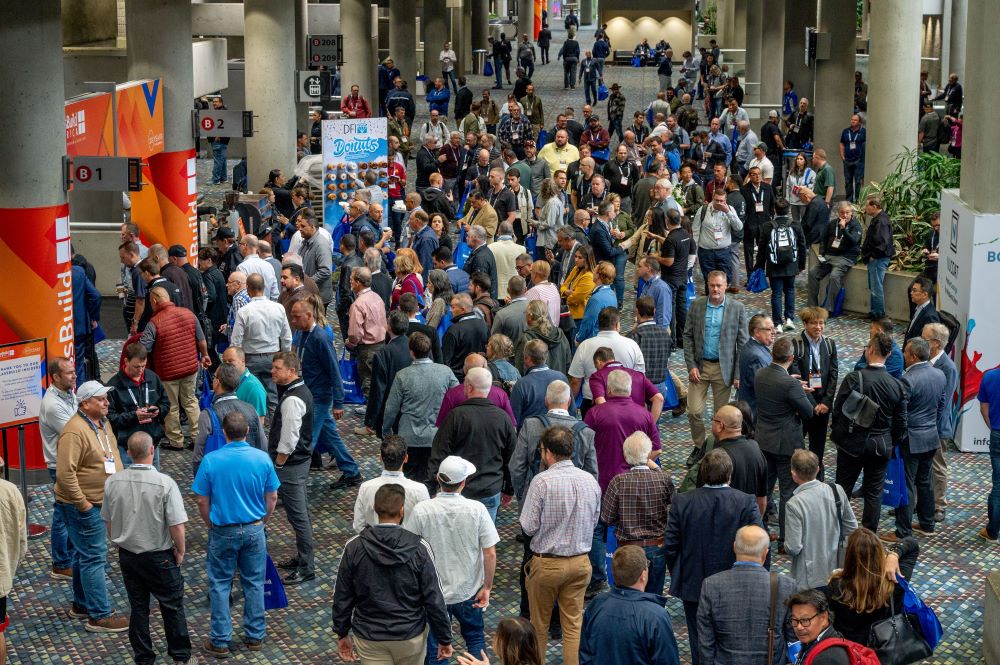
[321,117,389,226]
[0,340,45,428]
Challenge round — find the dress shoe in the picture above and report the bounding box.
[330,474,363,490]
[283,570,316,586]
[203,637,232,659]
[276,557,300,570]
[51,565,72,581]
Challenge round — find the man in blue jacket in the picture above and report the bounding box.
[853,317,904,378]
[590,200,627,305]
[580,546,680,665]
[71,263,102,384]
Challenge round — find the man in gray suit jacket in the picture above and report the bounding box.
[697,526,797,665]
[923,322,957,523]
[885,337,946,542]
[491,276,530,343]
[736,315,775,418]
[754,336,816,543]
[683,270,749,462]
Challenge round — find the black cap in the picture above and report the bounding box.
[167,244,187,258]
[213,226,235,240]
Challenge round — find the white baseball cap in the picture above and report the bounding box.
[76,380,111,402]
[437,456,477,484]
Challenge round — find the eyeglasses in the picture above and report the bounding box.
[790,613,820,627]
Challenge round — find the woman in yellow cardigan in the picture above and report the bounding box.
[560,244,596,325]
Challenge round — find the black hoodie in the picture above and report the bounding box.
[332,524,452,644]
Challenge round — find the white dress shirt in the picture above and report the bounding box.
[231,296,292,353]
[237,254,280,300]
[352,470,431,533]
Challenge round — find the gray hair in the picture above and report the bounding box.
[607,369,632,397]
[126,431,155,461]
[656,178,673,194]
[734,525,771,559]
[363,247,383,272]
[215,362,243,392]
[556,226,576,240]
[469,225,488,243]
[498,221,514,236]
[544,380,571,408]
[465,367,492,394]
[922,322,949,348]
[597,200,615,218]
[622,432,652,466]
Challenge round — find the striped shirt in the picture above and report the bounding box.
[521,459,601,556]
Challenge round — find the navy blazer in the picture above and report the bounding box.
[664,485,762,602]
[589,219,625,264]
[901,361,947,454]
[932,352,958,439]
[736,338,772,414]
[904,302,941,343]
[754,363,815,457]
[367,335,414,434]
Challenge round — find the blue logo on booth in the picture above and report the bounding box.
[142,80,160,116]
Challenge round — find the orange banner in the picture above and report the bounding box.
[131,148,199,260]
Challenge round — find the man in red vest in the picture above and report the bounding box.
[140,287,211,451]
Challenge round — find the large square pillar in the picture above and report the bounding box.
[813,0,857,187]
[744,0,763,103]
[782,0,816,110]
[959,0,1000,214]
[391,0,418,85]
[758,0,785,108]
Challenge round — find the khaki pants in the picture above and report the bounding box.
[932,438,949,512]
[353,626,427,665]
[526,553,590,665]
[355,342,383,398]
[669,369,688,399]
[163,371,199,447]
[686,361,732,448]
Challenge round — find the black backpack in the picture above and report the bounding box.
[528,414,587,476]
[769,217,798,267]
[938,310,960,355]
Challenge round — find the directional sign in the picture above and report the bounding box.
[298,70,330,103]
[68,156,143,192]
[193,110,254,138]
[307,34,344,68]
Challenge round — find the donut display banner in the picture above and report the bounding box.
[321,117,389,226]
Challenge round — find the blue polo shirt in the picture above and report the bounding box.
[192,441,280,526]
[703,298,725,361]
[979,368,1000,430]
[236,369,268,419]
[840,126,866,162]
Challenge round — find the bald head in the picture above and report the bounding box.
[715,405,743,436]
[463,353,487,374]
[734,525,771,562]
[150,286,171,306]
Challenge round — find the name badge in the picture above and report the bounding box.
[849,141,856,151]
[526,109,532,116]
[755,202,764,213]
[104,458,117,475]
[791,124,800,133]
[402,136,408,143]
[559,161,567,168]
[831,237,841,249]
[809,373,823,390]
[700,161,707,171]
[713,229,724,242]
[512,133,520,140]
[621,176,629,186]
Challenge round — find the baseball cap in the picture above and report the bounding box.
[77,381,112,402]
[755,142,767,151]
[167,244,187,258]
[524,139,536,147]
[768,110,779,118]
[213,226,235,240]
[437,456,477,484]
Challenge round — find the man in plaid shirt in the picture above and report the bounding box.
[498,102,535,160]
[628,296,687,418]
[601,432,674,595]
[521,426,601,665]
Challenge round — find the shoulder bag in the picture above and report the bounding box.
[841,370,880,431]
[868,592,932,665]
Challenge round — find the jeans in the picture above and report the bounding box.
[769,275,796,323]
[118,445,160,471]
[478,492,501,523]
[211,141,228,183]
[206,522,267,647]
[443,69,458,94]
[709,96,722,120]
[697,246,734,287]
[836,448,889,531]
[894,446,937,536]
[589,522,607,584]
[988,430,1000,538]
[58,503,113,619]
[764,451,795,541]
[643,544,667,595]
[608,117,623,142]
[595,59,605,78]
[844,160,864,203]
[612,253,627,306]
[119,548,191,665]
[563,60,577,88]
[312,399,359,477]
[583,78,598,105]
[277,460,315,575]
[867,257,890,316]
[48,469,75,569]
[426,596,486,665]
[388,196,405,246]
[493,56,504,88]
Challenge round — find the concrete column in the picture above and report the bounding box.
[390,0,418,85]
[245,0,297,189]
[580,0,593,26]
[424,0,448,78]
[744,0,763,103]
[946,0,967,84]
[783,0,816,107]
[814,0,857,190]
[959,0,1000,212]
[759,0,785,108]
[733,0,747,50]
[295,0,309,132]
[340,0,376,101]
[518,0,534,45]
[866,0,921,184]
[472,0,489,51]
[718,0,735,47]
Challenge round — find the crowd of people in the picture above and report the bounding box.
[29,17,980,665]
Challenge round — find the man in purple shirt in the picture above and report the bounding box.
[436,354,516,427]
[583,368,662,598]
[588,347,664,422]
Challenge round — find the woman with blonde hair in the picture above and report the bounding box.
[390,251,424,310]
[486,333,521,386]
[825,527,920,646]
[560,244,596,326]
[514,300,572,374]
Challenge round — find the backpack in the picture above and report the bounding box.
[436,306,454,342]
[802,637,881,665]
[204,406,228,456]
[769,218,798,267]
[518,44,533,61]
[528,415,587,476]
[937,309,960,355]
[678,435,718,493]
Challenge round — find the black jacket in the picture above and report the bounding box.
[106,369,171,447]
[455,86,473,121]
[830,366,907,456]
[754,363,816,456]
[415,147,440,189]
[371,270,393,312]
[421,188,455,221]
[180,263,207,315]
[269,379,314,466]
[904,302,940,343]
[201,266,228,329]
[741,183,776,231]
[754,215,807,278]
[137,277,181,332]
[430,397,517,498]
[219,244,242,280]
[332,525,452,644]
[442,312,489,381]
[464,245,498,299]
[821,216,863,261]
[800,197,831,246]
[860,211,894,262]
[336,254,365,317]
[407,321,443,364]
[792,334,839,409]
[366,335,413,434]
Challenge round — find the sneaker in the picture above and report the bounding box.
[283,570,316,586]
[330,474,363,490]
[242,637,264,651]
[978,527,998,543]
[276,557,300,570]
[784,318,796,331]
[352,426,374,436]
[684,445,702,468]
[353,406,367,416]
[911,524,935,536]
[203,637,232,659]
[935,509,946,523]
[85,613,129,633]
[51,565,72,581]
[775,325,783,334]
[67,603,89,620]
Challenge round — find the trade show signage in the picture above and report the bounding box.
[321,118,389,225]
[0,339,45,429]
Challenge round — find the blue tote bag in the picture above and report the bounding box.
[484,60,494,77]
[898,576,943,650]
[263,555,289,611]
[685,271,696,310]
[597,82,609,101]
[747,268,769,293]
[453,227,472,269]
[339,349,366,404]
[882,447,909,508]
[536,129,549,150]
[525,232,539,260]
[198,368,214,411]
